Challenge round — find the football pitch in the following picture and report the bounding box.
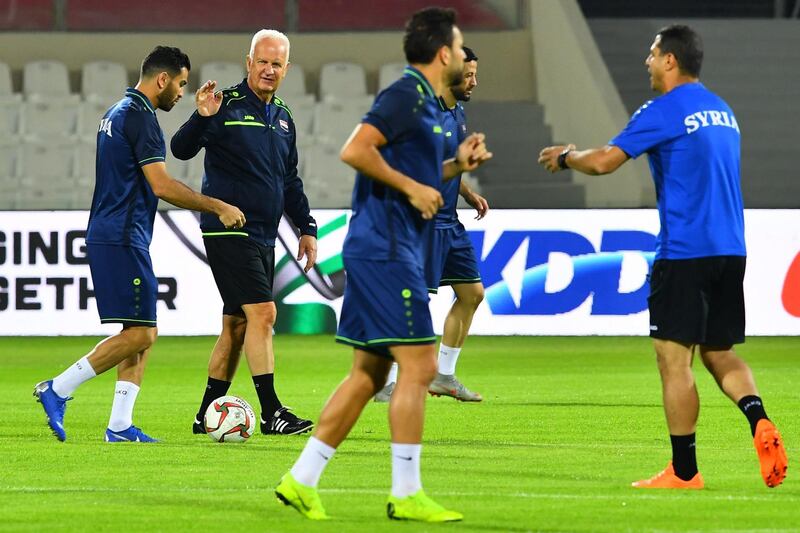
[3,335,799,532]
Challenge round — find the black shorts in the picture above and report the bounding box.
[203,236,275,316]
[647,256,746,347]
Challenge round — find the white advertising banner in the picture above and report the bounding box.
[1,209,799,336]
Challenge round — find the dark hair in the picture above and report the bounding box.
[463,46,478,63]
[656,25,703,77]
[141,46,191,78]
[403,7,457,64]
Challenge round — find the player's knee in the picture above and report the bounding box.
[456,284,484,310]
[123,326,157,352]
[243,303,277,328]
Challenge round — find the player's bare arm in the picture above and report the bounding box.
[142,162,245,228]
[538,144,629,176]
[443,132,493,180]
[297,235,318,273]
[459,180,489,220]
[195,80,224,116]
[341,123,443,220]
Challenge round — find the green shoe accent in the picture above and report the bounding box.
[275,473,330,520]
[386,489,463,522]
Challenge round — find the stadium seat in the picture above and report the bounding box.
[74,138,96,189]
[165,153,188,180]
[200,61,245,90]
[19,100,79,140]
[0,101,22,138]
[77,100,112,138]
[158,99,196,137]
[312,99,370,148]
[23,60,80,102]
[16,187,75,210]
[279,64,312,102]
[81,61,129,103]
[289,98,315,147]
[378,62,406,91]
[186,148,205,190]
[319,62,369,102]
[302,143,355,207]
[0,139,19,181]
[0,62,22,103]
[18,139,77,187]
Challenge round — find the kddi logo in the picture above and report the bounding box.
[469,230,656,316]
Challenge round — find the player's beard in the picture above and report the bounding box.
[157,86,179,112]
[451,84,470,102]
[447,63,464,89]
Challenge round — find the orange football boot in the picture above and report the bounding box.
[631,462,704,489]
[753,419,788,488]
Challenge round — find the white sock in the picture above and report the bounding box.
[386,362,399,385]
[290,436,336,488]
[107,381,140,432]
[391,443,422,498]
[52,356,96,398]
[437,344,461,376]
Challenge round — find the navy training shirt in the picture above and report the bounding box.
[343,66,445,264]
[434,97,468,229]
[609,82,746,259]
[86,88,164,250]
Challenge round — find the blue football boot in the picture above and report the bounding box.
[33,380,70,442]
[104,425,159,443]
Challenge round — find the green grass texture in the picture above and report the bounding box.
[2,336,799,532]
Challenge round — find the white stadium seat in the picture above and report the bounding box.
[77,100,113,138]
[20,100,79,139]
[0,62,22,103]
[18,139,76,185]
[23,60,79,102]
[312,99,370,148]
[0,100,22,138]
[200,61,245,90]
[378,62,406,91]
[319,61,368,102]
[82,61,129,103]
[280,64,309,99]
[158,98,195,137]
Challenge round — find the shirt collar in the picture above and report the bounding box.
[125,87,155,113]
[403,66,436,99]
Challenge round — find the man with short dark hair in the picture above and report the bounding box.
[538,24,787,489]
[34,46,245,443]
[375,46,488,403]
[275,7,491,522]
[172,29,317,437]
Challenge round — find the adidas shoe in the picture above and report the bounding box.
[192,417,206,435]
[33,380,71,442]
[387,489,463,522]
[428,373,483,402]
[631,462,704,489]
[261,407,314,435]
[753,419,788,488]
[373,382,395,403]
[104,425,159,442]
[275,472,329,520]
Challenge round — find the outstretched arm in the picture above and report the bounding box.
[538,144,629,176]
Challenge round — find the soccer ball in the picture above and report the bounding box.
[204,395,256,443]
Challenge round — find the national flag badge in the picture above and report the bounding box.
[279,119,289,132]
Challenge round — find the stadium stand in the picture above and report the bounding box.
[319,61,370,102]
[0,101,20,138]
[20,100,79,139]
[0,0,52,30]
[199,61,245,90]
[378,62,406,92]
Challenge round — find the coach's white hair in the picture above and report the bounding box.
[249,29,291,62]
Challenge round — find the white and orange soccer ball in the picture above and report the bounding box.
[204,395,256,443]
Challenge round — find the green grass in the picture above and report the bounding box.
[2,336,799,532]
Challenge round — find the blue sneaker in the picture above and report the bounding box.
[33,380,70,442]
[104,425,159,443]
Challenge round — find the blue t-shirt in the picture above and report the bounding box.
[610,83,745,259]
[87,88,164,250]
[434,97,468,229]
[343,66,445,264]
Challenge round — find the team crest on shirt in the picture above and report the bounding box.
[279,119,289,132]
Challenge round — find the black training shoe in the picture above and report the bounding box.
[192,417,206,435]
[261,407,314,435]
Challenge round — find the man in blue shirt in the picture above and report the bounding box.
[172,30,318,437]
[374,46,488,403]
[538,25,787,489]
[275,8,491,522]
[34,46,244,443]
